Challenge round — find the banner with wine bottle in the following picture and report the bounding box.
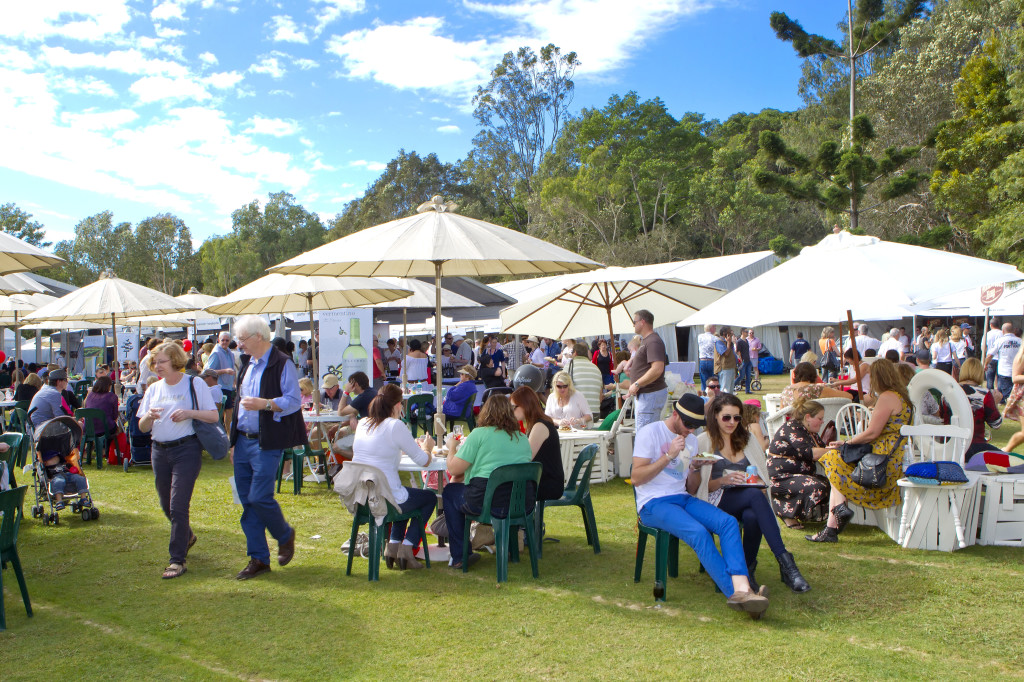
[317,308,374,386]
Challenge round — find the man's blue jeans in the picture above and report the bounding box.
[233,437,293,564]
[639,494,747,597]
[698,359,715,391]
[739,360,753,392]
[986,360,998,390]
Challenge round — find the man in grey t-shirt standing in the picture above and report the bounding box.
[626,309,668,431]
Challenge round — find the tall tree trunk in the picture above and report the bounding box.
[848,0,858,231]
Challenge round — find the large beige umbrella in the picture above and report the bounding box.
[500,268,725,344]
[24,271,193,389]
[0,293,58,366]
[0,272,52,296]
[269,196,602,427]
[204,273,412,408]
[0,232,64,276]
[173,287,222,359]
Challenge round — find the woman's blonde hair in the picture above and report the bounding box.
[958,357,984,385]
[933,328,949,344]
[791,396,823,422]
[950,325,962,342]
[24,373,41,388]
[870,358,911,405]
[154,341,189,371]
[298,377,313,395]
[551,370,576,397]
[820,326,834,339]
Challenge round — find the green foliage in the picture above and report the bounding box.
[0,202,51,248]
[769,233,801,258]
[471,44,579,228]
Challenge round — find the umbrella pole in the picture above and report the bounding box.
[309,295,321,412]
[13,311,18,369]
[606,304,620,409]
[434,261,445,437]
[111,313,120,395]
[847,310,865,400]
[402,307,407,392]
[982,307,991,358]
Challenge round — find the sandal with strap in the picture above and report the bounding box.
[783,519,805,530]
[162,563,187,579]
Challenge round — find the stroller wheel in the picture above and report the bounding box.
[124,458,131,472]
[82,508,91,521]
[91,507,100,520]
[750,379,762,391]
[31,505,41,518]
[42,513,50,525]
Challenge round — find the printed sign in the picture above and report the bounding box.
[981,284,1004,306]
[317,308,374,386]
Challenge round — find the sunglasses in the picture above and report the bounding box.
[555,384,568,389]
[719,414,742,423]
[707,385,720,390]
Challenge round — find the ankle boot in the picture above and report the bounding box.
[776,551,811,592]
[384,542,402,570]
[805,526,838,543]
[746,560,768,597]
[832,502,854,534]
[397,543,424,570]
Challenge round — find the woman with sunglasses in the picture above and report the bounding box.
[510,386,565,503]
[544,371,593,429]
[696,393,810,593]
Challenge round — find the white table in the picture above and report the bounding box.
[978,474,1024,547]
[302,412,344,423]
[557,429,612,484]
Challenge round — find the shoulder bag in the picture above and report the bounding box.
[188,377,230,460]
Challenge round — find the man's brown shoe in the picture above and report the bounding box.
[278,530,296,566]
[236,558,271,580]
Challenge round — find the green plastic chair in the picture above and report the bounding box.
[405,394,434,438]
[276,444,328,495]
[0,433,26,473]
[345,498,432,581]
[217,396,227,423]
[0,485,32,631]
[462,462,542,583]
[8,408,30,439]
[74,381,90,402]
[446,391,477,434]
[74,408,108,470]
[13,400,30,413]
[635,516,682,603]
[534,443,601,558]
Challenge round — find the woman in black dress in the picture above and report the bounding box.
[766,396,830,529]
[510,386,565,503]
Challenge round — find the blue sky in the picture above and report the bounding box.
[0,1,845,249]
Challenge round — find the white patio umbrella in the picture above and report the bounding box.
[0,293,58,366]
[204,273,412,409]
[683,229,1024,389]
[173,287,222,359]
[24,271,194,390]
[0,272,52,296]
[269,196,602,426]
[500,267,724,344]
[0,232,64,275]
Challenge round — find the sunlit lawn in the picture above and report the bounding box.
[2,373,1023,680]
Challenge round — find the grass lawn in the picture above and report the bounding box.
[3,374,1023,681]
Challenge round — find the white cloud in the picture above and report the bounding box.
[151,2,185,22]
[155,26,186,39]
[1,2,133,42]
[430,116,450,122]
[299,137,314,147]
[249,56,286,79]
[436,124,460,134]
[293,58,319,70]
[313,0,367,35]
[51,75,117,97]
[245,115,300,137]
[348,160,387,171]
[41,46,191,79]
[311,159,336,171]
[198,51,218,65]
[0,46,35,70]
[205,71,243,89]
[270,15,308,43]
[130,75,211,103]
[60,109,139,130]
[326,17,500,100]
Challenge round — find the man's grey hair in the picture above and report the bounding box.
[858,324,869,334]
[890,327,901,337]
[703,323,715,333]
[634,309,654,326]
[235,315,271,342]
[218,331,231,342]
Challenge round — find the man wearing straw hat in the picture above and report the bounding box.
[229,315,305,580]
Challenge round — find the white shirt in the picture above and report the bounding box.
[207,383,224,405]
[931,341,953,363]
[351,417,430,504]
[529,347,546,369]
[900,334,911,353]
[697,332,717,360]
[544,390,591,422]
[139,375,216,443]
[986,328,1004,353]
[855,335,880,356]
[993,334,1022,376]
[137,355,156,392]
[633,421,697,512]
[950,339,969,360]
[878,337,902,358]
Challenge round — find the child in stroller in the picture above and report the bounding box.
[31,415,99,525]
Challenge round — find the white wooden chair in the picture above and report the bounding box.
[764,406,792,441]
[764,393,783,415]
[833,402,871,440]
[896,369,980,551]
[827,402,900,533]
[978,474,1024,547]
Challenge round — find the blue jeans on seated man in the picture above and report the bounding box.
[233,436,294,565]
[698,359,715,391]
[639,494,747,597]
[392,486,437,546]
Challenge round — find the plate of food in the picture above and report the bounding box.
[690,452,720,463]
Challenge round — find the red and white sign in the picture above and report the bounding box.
[980,284,1004,306]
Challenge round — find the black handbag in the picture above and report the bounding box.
[848,436,907,489]
[840,441,873,464]
[188,378,229,460]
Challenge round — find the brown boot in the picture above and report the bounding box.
[384,542,402,570]
[396,543,424,570]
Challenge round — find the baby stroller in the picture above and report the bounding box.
[124,392,152,472]
[30,415,99,525]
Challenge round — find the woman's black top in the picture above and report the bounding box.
[534,420,566,501]
[14,383,38,402]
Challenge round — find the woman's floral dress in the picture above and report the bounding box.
[767,421,829,521]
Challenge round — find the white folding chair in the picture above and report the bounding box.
[764,406,792,441]
[896,369,979,551]
[764,393,783,415]
[833,402,871,440]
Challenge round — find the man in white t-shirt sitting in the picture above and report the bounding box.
[631,393,768,617]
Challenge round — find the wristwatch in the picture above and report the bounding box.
[264,399,273,411]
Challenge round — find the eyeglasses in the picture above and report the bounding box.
[238,333,256,345]
[555,384,568,389]
[719,414,742,423]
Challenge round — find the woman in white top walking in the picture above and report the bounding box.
[351,383,444,570]
[138,341,219,580]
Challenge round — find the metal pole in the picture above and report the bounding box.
[434,261,445,437]
[309,295,320,412]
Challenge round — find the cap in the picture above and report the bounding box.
[458,365,478,380]
[442,344,452,352]
[452,335,464,343]
[199,369,219,380]
[526,335,539,344]
[49,369,68,381]
[320,374,340,390]
[674,394,706,427]
[914,348,931,363]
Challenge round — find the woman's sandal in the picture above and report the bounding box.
[162,563,187,579]
[784,519,805,530]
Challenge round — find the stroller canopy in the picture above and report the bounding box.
[33,415,83,455]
